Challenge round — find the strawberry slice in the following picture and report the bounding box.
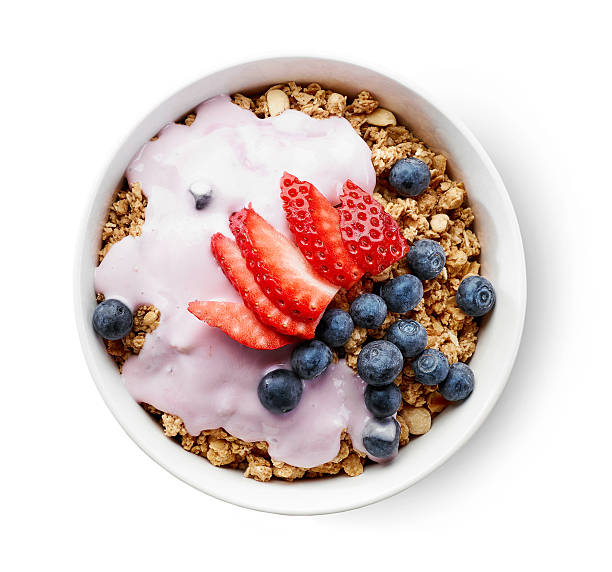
[210,233,318,339]
[229,207,338,322]
[338,180,409,275]
[280,172,363,289]
[187,300,295,349]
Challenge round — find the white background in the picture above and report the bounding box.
[2,1,610,570]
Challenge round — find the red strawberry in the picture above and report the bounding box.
[229,207,338,322]
[338,180,409,275]
[280,172,363,289]
[210,233,318,339]
[187,300,295,349]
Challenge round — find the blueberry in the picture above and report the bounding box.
[362,417,400,459]
[92,299,133,340]
[406,239,446,280]
[389,157,431,198]
[364,383,402,418]
[357,340,404,386]
[380,274,423,313]
[290,340,332,379]
[192,192,213,210]
[189,181,213,210]
[257,369,303,414]
[315,308,354,347]
[412,349,449,386]
[385,319,427,358]
[439,362,475,401]
[456,275,496,317]
[350,293,387,329]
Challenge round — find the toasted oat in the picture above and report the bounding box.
[99,83,482,481]
[271,461,306,481]
[326,92,347,116]
[342,453,365,477]
[244,455,273,482]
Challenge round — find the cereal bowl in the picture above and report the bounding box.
[74,57,526,515]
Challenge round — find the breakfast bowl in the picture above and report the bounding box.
[74,56,526,515]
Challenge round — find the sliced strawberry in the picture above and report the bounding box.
[280,172,363,289]
[210,233,317,339]
[187,300,295,350]
[338,180,409,275]
[229,207,338,322]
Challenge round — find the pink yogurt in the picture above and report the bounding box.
[95,95,380,468]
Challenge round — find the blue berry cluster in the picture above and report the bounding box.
[357,338,403,458]
[258,338,335,415]
[275,232,497,458]
[349,200,499,459]
[258,307,356,415]
[358,322,478,459]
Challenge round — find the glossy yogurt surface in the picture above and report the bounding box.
[94,95,378,467]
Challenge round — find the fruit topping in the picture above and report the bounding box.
[412,349,449,386]
[380,274,423,313]
[357,340,404,386]
[92,299,133,340]
[257,369,303,414]
[338,180,408,275]
[189,180,213,209]
[438,363,475,401]
[349,293,387,329]
[406,239,446,280]
[456,275,496,317]
[364,383,402,418]
[362,417,400,459]
[187,301,294,350]
[210,233,317,339]
[229,207,338,322]
[280,172,362,288]
[385,319,428,358]
[389,157,431,197]
[315,308,354,347]
[290,340,333,380]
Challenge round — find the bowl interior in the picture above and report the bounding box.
[75,57,526,515]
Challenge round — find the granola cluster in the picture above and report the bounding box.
[97,301,160,368]
[98,182,147,262]
[97,83,481,481]
[143,403,365,481]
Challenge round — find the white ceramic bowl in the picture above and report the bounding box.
[74,57,526,515]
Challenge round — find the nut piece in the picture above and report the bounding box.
[142,310,158,326]
[366,108,397,127]
[266,89,290,117]
[400,407,432,435]
[430,213,450,233]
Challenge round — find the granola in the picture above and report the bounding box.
[98,83,481,481]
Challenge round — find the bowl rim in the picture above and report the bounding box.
[74,56,526,515]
